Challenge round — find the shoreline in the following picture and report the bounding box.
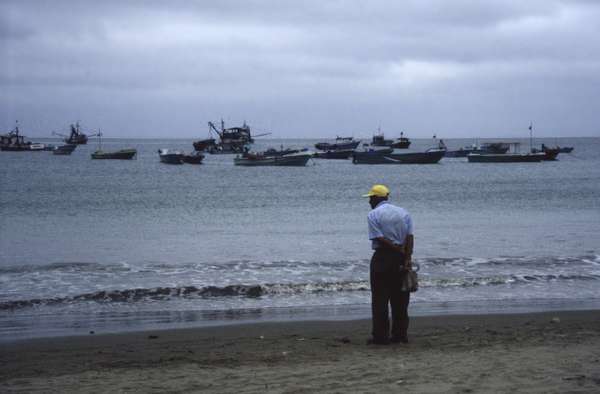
[2,309,599,392]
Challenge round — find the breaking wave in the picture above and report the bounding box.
[2,272,598,311]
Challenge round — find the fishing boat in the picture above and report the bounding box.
[196,120,271,154]
[0,123,33,151]
[53,144,77,155]
[234,151,312,166]
[352,149,445,164]
[314,136,361,151]
[371,131,411,149]
[182,151,205,164]
[158,149,184,164]
[467,152,544,163]
[53,122,97,145]
[467,142,543,163]
[91,132,137,160]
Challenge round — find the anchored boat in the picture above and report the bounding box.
[315,136,361,151]
[234,151,312,166]
[158,149,185,164]
[194,120,271,154]
[53,122,98,145]
[91,132,137,160]
[352,149,445,164]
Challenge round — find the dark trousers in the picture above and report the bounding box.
[370,249,410,341]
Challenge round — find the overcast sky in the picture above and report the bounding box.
[1,0,599,138]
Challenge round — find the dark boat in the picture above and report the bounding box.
[312,149,355,159]
[467,153,544,163]
[558,146,574,153]
[182,151,205,164]
[352,149,445,164]
[234,151,312,166]
[0,124,33,151]
[371,132,411,149]
[91,149,137,160]
[91,132,137,160]
[53,122,92,145]
[199,120,271,154]
[445,142,510,157]
[53,144,77,155]
[315,136,361,151]
[158,149,184,164]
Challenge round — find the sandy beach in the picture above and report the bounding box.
[1,310,599,393]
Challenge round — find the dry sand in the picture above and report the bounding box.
[1,310,599,393]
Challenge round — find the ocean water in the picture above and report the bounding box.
[1,137,599,341]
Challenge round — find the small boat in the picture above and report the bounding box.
[90,132,137,160]
[234,151,312,166]
[182,151,205,164]
[558,146,574,153]
[371,131,411,149]
[158,149,184,164]
[312,149,355,159]
[467,153,544,163]
[53,144,77,155]
[352,149,445,164]
[315,136,361,151]
[91,149,137,160]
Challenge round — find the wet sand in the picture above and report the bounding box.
[2,310,599,393]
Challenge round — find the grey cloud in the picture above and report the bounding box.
[1,0,599,137]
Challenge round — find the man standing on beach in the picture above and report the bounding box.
[364,184,413,345]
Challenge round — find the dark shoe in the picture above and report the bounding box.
[390,335,408,343]
[366,337,390,345]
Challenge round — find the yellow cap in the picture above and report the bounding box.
[362,184,390,198]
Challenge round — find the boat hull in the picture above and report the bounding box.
[312,150,354,159]
[182,153,205,164]
[91,149,137,160]
[467,153,544,163]
[160,154,184,164]
[234,153,311,166]
[352,149,444,164]
[53,144,77,155]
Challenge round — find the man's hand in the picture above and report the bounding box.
[404,255,412,270]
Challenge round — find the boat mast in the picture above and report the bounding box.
[529,122,533,153]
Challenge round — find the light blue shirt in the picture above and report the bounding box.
[368,201,413,250]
